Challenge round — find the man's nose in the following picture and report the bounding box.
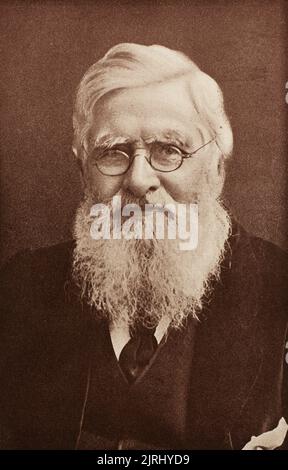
[122,152,161,198]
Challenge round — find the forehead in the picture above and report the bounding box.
[90,79,209,146]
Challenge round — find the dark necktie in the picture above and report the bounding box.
[118,322,158,383]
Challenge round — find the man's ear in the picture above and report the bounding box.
[207,153,226,197]
[76,158,84,177]
[216,155,226,196]
[73,149,87,189]
[77,159,88,190]
[72,146,89,191]
[217,154,225,182]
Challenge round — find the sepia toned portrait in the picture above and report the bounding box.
[0,0,287,451]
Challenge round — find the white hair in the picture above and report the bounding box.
[73,43,233,160]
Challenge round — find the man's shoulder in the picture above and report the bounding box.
[0,240,76,311]
[232,225,288,315]
[1,239,75,273]
[0,240,90,371]
[1,239,75,276]
[248,232,288,272]
[232,222,288,275]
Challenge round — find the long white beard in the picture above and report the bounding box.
[72,191,231,329]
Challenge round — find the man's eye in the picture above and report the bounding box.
[164,145,179,155]
[156,144,182,158]
[165,143,180,151]
[98,149,120,160]
[92,148,122,160]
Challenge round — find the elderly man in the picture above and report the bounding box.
[0,43,287,450]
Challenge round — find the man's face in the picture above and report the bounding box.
[82,79,221,204]
[73,78,230,329]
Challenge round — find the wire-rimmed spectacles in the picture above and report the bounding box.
[82,138,215,176]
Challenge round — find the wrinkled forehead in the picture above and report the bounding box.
[89,79,212,149]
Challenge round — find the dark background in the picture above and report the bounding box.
[0,0,287,266]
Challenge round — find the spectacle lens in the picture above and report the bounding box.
[150,143,183,172]
[87,138,215,176]
[96,149,130,176]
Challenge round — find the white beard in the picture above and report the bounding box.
[72,190,231,330]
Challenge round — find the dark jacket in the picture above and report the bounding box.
[0,224,287,449]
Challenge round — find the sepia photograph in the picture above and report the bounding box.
[0,0,287,452]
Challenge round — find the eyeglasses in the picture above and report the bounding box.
[83,138,215,176]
